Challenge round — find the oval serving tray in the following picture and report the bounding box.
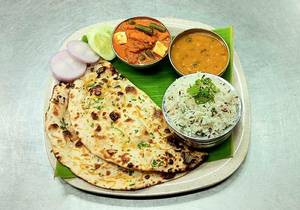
[44,17,251,197]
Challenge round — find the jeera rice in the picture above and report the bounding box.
[163,73,240,139]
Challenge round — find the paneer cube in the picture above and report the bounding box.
[114,32,127,45]
[152,41,168,57]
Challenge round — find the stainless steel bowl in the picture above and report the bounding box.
[162,73,242,149]
[168,28,230,76]
[112,16,171,69]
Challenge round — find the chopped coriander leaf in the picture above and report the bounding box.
[151,159,158,168]
[60,118,68,130]
[87,83,98,88]
[95,105,103,110]
[211,107,218,116]
[94,98,103,103]
[112,127,125,137]
[137,141,150,149]
[187,76,219,104]
[151,159,163,167]
[149,132,154,138]
[81,35,88,43]
[178,124,186,129]
[82,97,104,109]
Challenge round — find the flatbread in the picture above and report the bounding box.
[45,83,183,190]
[68,60,208,173]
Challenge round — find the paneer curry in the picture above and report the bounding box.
[112,17,171,64]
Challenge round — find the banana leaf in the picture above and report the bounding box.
[55,26,234,178]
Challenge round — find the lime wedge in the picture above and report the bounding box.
[87,25,116,61]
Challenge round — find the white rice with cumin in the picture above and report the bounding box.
[163,73,240,139]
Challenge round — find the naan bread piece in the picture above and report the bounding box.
[45,83,183,190]
[68,60,208,173]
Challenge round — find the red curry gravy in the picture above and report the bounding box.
[113,17,171,64]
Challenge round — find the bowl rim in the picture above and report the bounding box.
[111,16,171,68]
[168,28,230,76]
[162,72,242,143]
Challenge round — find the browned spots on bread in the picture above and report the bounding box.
[62,130,72,141]
[75,140,83,147]
[91,112,98,120]
[160,172,176,180]
[95,135,106,140]
[106,149,118,156]
[125,86,137,94]
[164,128,171,133]
[109,111,120,121]
[69,93,75,99]
[52,98,59,105]
[166,135,184,151]
[48,123,59,130]
[127,162,134,168]
[120,153,130,164]
[66,82,75,88]
[153,108,162,118]
[53,107,59,116]
[54,152,61,161]
[94,164,101,169]
[110,66,118,75]
[96,66,106,77]
[89,85,102,96]
[117,91,124,96]
[95,125,101,132]
[124,118,133,123]
[74,112,80,120]
[168,159,174,165]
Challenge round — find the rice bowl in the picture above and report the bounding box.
[162,73,242,148]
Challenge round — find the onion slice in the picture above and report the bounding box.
[67,40,100,63]
[50,50,87,82]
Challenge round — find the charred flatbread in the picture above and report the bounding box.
[68,60,207,173]
[45,83,184,190]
